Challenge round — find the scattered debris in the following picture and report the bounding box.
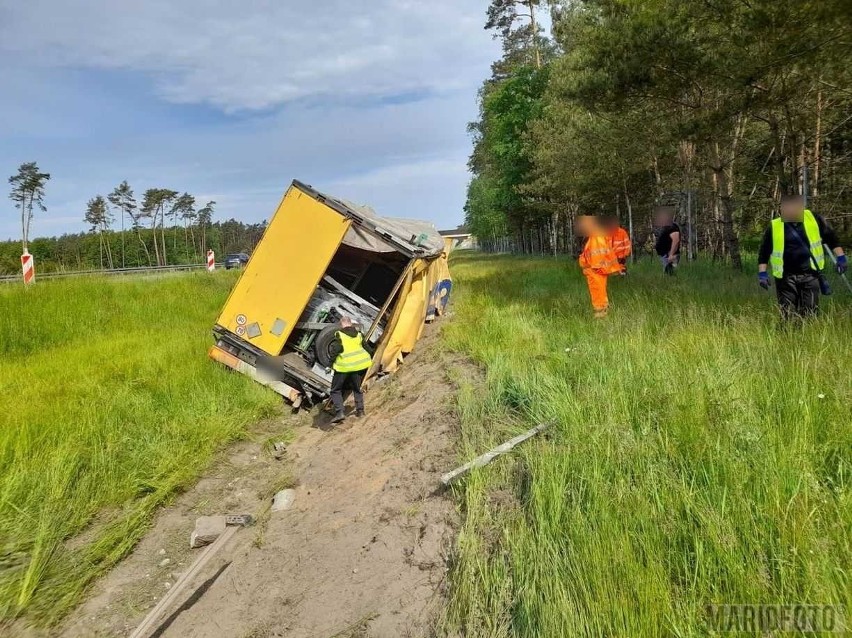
[130,514,253,638]
[272,441,287,460]
[157,548,166,556]
[158,558,171,568]
[271,489,296,512]
[189,514,253,548]
[189,516,227,549]
[440,423,550,486]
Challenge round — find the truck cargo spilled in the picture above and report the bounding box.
[209,180,452,407]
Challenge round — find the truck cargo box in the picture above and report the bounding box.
[209,180,451,407]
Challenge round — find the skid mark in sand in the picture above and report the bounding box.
[55,323,465,638]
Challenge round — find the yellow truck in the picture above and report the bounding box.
[209,180,452,408]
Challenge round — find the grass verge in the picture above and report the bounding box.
[444,252,850,636]
[0,272,280,626]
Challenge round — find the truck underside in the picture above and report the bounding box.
[212,234,413,406]
[210,181,448,407]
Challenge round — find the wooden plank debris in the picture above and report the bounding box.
[440,423,549,486]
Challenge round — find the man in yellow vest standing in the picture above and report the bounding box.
[757,194,846,320]
[327,316,373,424]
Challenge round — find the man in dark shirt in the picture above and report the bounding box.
[654,210,681,275]
[757,194,846,320]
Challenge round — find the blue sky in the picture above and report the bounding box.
[0,1,500,241]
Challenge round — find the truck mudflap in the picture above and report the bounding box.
[208,344,306,409]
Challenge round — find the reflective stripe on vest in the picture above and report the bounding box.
[333,331,373,373]
[580,235,622,274]
[608,229,631,257]
[770,209,824,279]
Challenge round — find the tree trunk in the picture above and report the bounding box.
[137,227,152,266]
[106,229,114,269]
[159,206,168,266]
[622,178,634,264]
[527,0,541,69]
[813,87,823,200]
[768,116,790,195]
[120,210,126,268]
[21,192,30,253]
[686,189,693,261]
[151,218,161,266]
[551,211,558,257]
[652,153,663,197]
[711,141,742,270]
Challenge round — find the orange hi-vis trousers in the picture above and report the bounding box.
[583,270,609,310]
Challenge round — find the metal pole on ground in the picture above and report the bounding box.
[440,423,549,486]
[823,243,852,294]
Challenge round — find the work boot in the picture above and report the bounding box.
[354,409,366,419]
[353,392,365,418]
[330,411,346,424]
[593,308,608,319]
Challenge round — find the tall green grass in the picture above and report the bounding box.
[445,253,851,637]
[0,273,280,625]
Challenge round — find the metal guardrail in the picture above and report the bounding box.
[0,262,225,283]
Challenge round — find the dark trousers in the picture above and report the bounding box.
[775,273,820,320]
[330,370,365,415]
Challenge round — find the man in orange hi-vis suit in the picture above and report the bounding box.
[605,216,632,267]
[577,216,624,318]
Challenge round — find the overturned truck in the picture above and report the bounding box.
[209,180,452,408]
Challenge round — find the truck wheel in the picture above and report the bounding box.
[314,325,340,368]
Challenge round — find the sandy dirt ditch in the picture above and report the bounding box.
[44,323,468,638]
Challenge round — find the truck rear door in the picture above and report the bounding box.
[214,184,351,355]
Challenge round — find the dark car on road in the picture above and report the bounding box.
[224,253,250,269]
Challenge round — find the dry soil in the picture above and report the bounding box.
[53,322,467,638]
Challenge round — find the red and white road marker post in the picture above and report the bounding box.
[207,249,215,272]
[21,251,35,285]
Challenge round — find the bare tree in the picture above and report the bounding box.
[8,162,51,253]
[108,180,136,268]
[141,188,178,265]
[84,195,114,269]
[196,200,216,257]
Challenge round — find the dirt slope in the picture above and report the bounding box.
[56,323,465,638]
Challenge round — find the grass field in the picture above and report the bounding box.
[0,273,280,625]
[443,253,850,636]
[2,255,849,634]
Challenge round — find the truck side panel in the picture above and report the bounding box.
[215,186,351,355]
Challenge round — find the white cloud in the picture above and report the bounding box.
[0,0,496,112]
[0,91,479,239]
[0,1,499,241]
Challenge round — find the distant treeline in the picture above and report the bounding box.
[467,0,851,264]
[0,219,266,275]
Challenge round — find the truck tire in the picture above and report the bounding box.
[314,325,340,368]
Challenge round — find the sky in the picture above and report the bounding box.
[0,0,500,241]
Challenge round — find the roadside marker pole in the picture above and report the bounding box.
[21,251,34,284]
[207,249,215,272]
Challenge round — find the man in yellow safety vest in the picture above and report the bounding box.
[757,194,846,320]
[328,316,373,424]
